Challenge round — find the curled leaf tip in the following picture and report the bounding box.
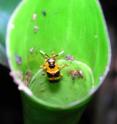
[18,83,33,96]
[10,71,33,96]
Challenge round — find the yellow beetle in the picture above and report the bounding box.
[40,50,64,82]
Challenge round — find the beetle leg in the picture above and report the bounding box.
[60,64,68,70]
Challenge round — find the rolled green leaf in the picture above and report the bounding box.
[6,0,111,124]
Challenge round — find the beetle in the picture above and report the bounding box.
[40,50,64,82]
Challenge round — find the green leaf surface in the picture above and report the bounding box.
[29,60,94,108]
[6,0,111,123]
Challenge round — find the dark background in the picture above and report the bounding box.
[0,0,117,124]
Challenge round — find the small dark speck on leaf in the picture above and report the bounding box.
[41,71,46,76]
[15,55,22,65]
[34,25,39,33]
[32,13,37,21]
[42,10,47,16]
[25,70,32,79]
[65,55,74,61]
[69,70,83,80]
[24,70,32,86]
[29,48,34,53]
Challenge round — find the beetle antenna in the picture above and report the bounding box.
[58,50,64,56]
[40,50,50,58]
[53,50,64,58]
